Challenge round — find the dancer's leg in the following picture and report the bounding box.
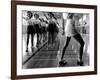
[61,37,71,60]
[31,34,34,52]
[26,34,29,52]
[73,34,85,65]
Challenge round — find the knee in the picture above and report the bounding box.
[81,41,85,47]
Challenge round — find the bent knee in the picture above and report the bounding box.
[81,41,85,47]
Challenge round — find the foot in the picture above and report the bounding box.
[77,61,83,66]
[26,49,28,52]
[43,40,45,42]
[48,44,52,48]
[31,47,34,52]
[59,60,67,66]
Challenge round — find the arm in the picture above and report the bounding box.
[43,13,49,20]
[22,16,29,21]
[39,18,49,24]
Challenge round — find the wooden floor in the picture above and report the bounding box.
[23,35,89,69]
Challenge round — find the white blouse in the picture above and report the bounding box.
[65,18,78,37]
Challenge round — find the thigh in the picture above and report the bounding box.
[65,37,71,44]
[31,34,34,39]
[63,36,71,47]
[73,34,84,44]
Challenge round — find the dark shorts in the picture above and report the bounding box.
[41,26,47,33]
[27,25,35,34]
[48,23,54,33]
[48,23,59,33]
[34,24,41,34]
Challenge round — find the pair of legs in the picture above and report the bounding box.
[60,33,84,66]
[43,32,47,42]
[26,33,34,52]
[48,32,55,47]
[36,33,41,48]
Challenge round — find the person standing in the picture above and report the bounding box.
[33,13,41,48]
[59,13,85,66]
[25,11,36,52]
[40,18,48,43]
[47,12,59,48]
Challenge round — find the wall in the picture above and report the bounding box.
[0,0,99,80]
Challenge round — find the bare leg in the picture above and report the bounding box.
[31,34,34,52]
[51,32,54,46]
[26,34,29,52]
[37,33,39,48]
[48,32,51,46]
[39,34,42,44]
[31,34,33,47]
